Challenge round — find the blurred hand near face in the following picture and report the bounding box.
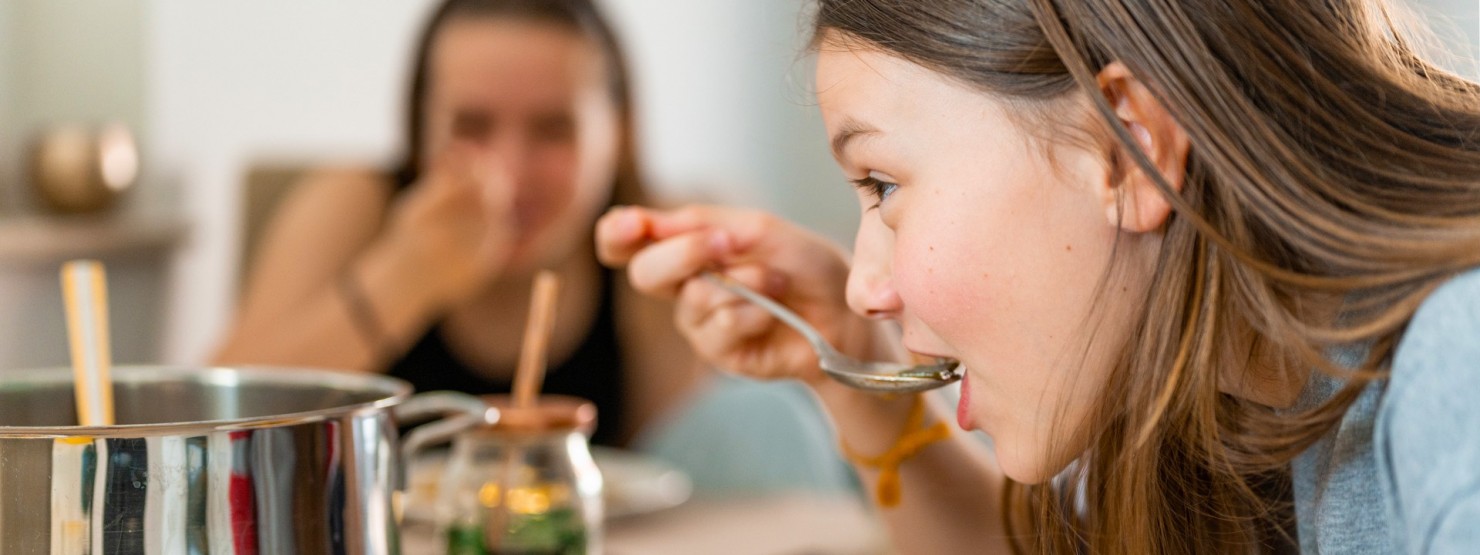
[596,205,882,384]
[382,144,516,307]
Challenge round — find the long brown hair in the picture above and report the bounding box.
[395,0,648,206]
[813,0,1480,552]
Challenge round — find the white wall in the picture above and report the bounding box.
[0,0,147,212]
[146,0,437,363]
[1411,0,1480,79]
[0,2,14,209]
[601,0,856,243]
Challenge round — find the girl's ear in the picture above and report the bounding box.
[1094,62,1191,233]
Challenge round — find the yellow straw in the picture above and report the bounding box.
[61,259,114,426]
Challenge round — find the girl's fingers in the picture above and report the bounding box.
[672,263,803,379]
[675,276,721,331]
[595,206,656,266]
[704,304,777,351]
[594,205,721,267]
[596,205,781,269]
[424,143,481,193]
[723,263,790,299]
[625,229,731,298]
[672,263,776,327]
[680,302,779,374]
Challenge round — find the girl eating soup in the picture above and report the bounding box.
[597,0,1480,552]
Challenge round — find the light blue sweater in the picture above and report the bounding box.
[1294,267,1480,553]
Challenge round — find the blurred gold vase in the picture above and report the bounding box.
[28,123,139,214]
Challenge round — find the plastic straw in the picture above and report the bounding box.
[61,259,114,426]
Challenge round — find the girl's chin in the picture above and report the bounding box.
[502,247,552,276]
[994,440,1080,486]
[996,454,1056,485]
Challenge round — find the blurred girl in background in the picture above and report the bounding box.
[217,0,698,448]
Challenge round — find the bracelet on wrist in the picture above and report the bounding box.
[339,270,398,364]
[839,394,951,508]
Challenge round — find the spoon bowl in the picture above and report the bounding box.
[702,272,961,394]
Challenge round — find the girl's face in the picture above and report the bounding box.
[424,18,620,272]
[817,41,1160,483]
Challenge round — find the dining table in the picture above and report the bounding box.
[400,492,893,555]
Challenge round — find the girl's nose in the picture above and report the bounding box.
[482,135,528,178]
[846,213,903,320]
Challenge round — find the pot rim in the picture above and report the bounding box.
[0,365,412,438]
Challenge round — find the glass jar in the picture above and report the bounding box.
[435,395,603,555]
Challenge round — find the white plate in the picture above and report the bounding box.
[403,446,692,523]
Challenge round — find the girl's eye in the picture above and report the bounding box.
[851,175,899,210]
[451,110,494,143]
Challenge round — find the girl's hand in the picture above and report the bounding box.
[596,205,880,384]
[381,145,515,307]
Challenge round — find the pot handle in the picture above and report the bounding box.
[393,391,496,462]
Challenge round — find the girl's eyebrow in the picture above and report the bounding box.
[830,117,880,160]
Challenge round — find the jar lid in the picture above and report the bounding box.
[474,394,597,437]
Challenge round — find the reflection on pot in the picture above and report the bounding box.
[0,365,490,554]
[28,123,140,214]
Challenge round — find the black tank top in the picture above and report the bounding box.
[385,269,627,446]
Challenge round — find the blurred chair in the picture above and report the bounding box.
[238,163,311,288]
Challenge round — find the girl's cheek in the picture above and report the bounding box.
[893,231,996,338]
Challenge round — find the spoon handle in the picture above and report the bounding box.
[701,272,837,356]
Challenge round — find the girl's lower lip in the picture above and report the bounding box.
[957,372,973,430]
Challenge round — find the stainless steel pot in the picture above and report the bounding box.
[0,365,491,554]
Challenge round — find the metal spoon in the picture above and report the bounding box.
[702,272,962,393]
